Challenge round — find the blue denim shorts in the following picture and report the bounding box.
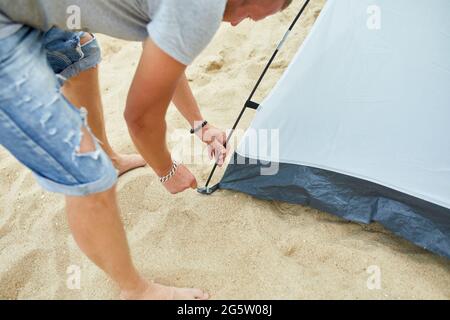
[0,27,117,196]
[43,27,102,81]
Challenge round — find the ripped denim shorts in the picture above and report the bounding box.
[43,27,102,82]
[0,27,117,196]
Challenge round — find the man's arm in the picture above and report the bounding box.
[172,73,204,128]
[125,39,196,193]
[172,74,228,166]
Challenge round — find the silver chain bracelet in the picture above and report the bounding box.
[159,161,179,184]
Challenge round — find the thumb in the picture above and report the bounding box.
[190,176,198,189]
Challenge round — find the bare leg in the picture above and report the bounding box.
[65,131,209,300]
[61,34,146,176]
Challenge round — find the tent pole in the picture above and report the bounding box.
[198,0,311,195]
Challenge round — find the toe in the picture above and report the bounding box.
[200,292,210,300]
[193,289,209,300]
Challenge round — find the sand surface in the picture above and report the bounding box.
[1,0,449,300]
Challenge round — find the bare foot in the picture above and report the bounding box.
[120,281,209,300]
[111,154,147,176]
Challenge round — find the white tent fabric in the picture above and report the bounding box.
[236,0,450,209]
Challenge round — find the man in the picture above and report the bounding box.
[0,0,293,300]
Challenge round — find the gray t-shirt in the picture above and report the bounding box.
[0,0,227,65]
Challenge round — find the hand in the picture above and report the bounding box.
[198,125,228,167]
[162,164,198,194]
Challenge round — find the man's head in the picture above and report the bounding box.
[223,0,293,26]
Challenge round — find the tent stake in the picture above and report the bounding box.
[198,0,311,195]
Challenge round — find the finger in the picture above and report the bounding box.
[213,140,226,167]
[216,152,224,167]
[190,177,198,189]
[221,132,227,145]
[208,144,214,160]
[220,148,227,166]
[224,138,231,155]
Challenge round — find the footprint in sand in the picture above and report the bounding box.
[0,169,31,237]
[0,249,46,299]
[271,201,310,217]
[100,39,122,58]
[269,60,288,70]
[194,75,213,87]
[282,245,298,258]
[203,55,225,73]
[117,172,165,214]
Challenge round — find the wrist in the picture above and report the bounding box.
[158,160,180,184]
[190,120,208,135]
[196,123,212,140]
[153,155,174,177]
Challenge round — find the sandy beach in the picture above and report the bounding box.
[0,0,449,300]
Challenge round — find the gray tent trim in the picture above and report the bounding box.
[219,154,450,259]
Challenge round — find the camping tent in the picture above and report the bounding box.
[202,0,450,258]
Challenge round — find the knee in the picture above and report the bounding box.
[123,107,135,128]
[80,33,94,46]
[124,107,150,135]
[45,30,102,79]
[124,105,140,131]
